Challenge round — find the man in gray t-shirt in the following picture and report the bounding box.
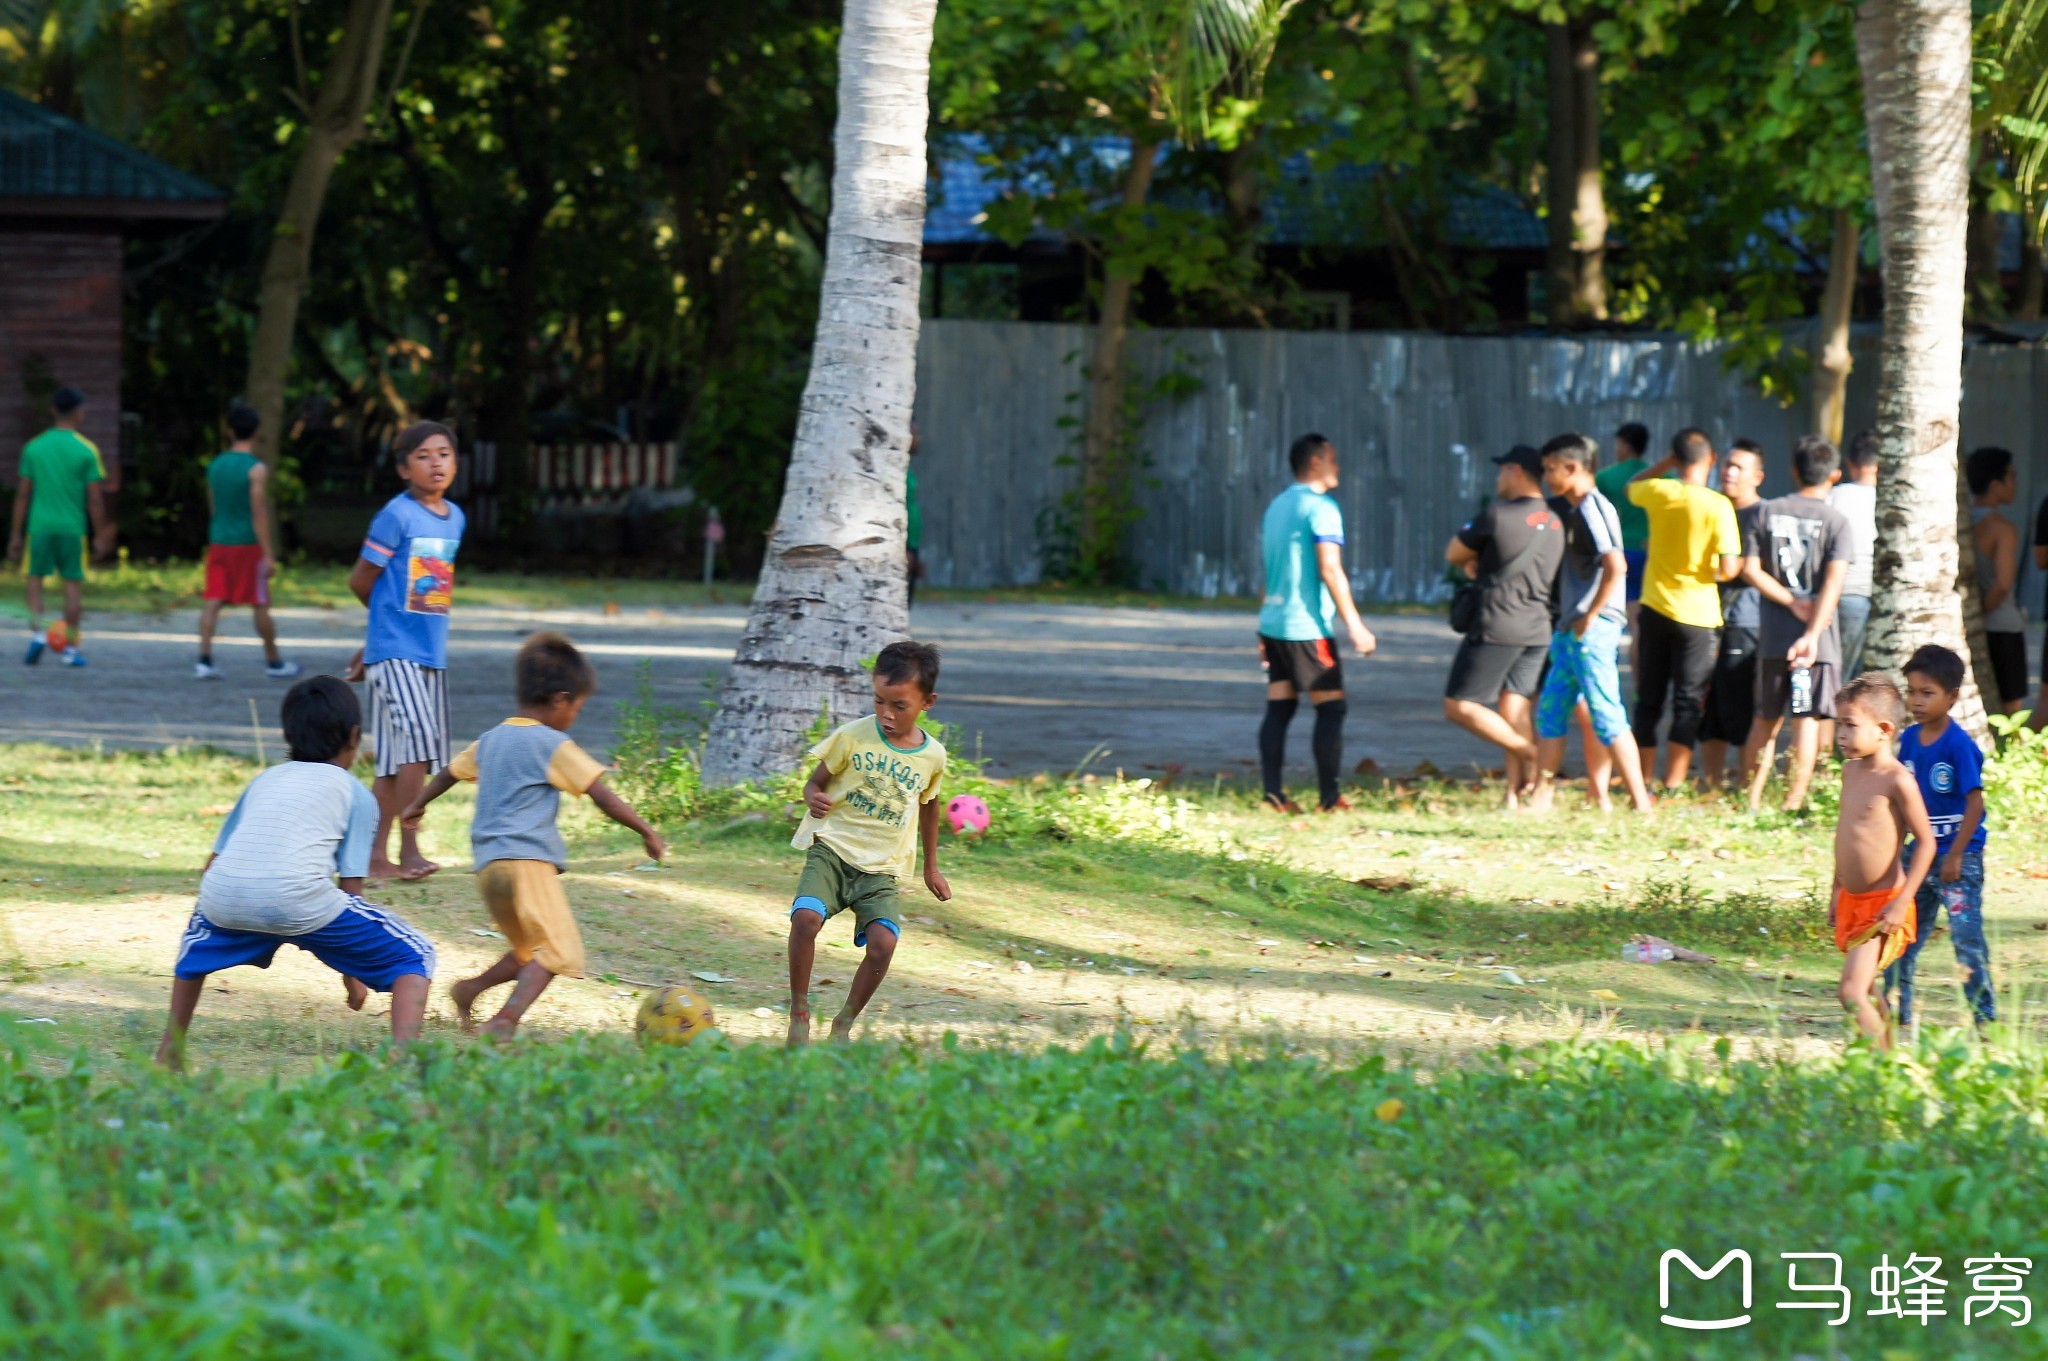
[1739,437,1852,813]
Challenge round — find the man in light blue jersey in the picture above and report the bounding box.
[1255,433,1376,813]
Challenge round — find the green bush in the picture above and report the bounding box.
[7,1033,2048,1356]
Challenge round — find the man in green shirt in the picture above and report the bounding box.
[7,387,111,666]
[196,403,299,681]
[1592,421,1650,672]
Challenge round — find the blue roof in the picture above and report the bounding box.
[0,89,224,209]
[925,134,1546,252]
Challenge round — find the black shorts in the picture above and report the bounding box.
[1445,638,1547,704]
[1697,627,1758,744]
[1260,634,1343,694]
[1988,631,2029,706]
[1755,658,1839,722]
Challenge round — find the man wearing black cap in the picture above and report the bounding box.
[1443,444,1563,807]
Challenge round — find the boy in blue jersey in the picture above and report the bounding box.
[1255,433,1376,813]
[1884,645,1999,1031]
[347,421,465,882]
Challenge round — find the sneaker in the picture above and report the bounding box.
[58,647,86,668]
[23,636,44,665]
[265,659,304,680]
[194,661,224,681]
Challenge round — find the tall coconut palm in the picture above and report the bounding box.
[1855,0,1992,741]
[700,0,939,784]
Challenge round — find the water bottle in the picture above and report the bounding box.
[1789,664,1815,717]
[1622,942,1674,964]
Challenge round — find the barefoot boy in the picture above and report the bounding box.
[348,420,464,882]
[1830,673,1936,1048]
[403,632,665,1038]
[1885,644,1999,1031]
[157,676,436,1068]
[786,640,952,1045]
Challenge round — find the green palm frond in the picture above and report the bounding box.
[1106,0,1299,144]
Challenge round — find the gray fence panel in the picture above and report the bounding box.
[912,320,2044,604]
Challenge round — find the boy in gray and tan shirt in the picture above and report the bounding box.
[405,632,665,1037]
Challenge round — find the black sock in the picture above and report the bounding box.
[1312,700,1347,808]
[1259,697,1299,802]
[198,653,212,666]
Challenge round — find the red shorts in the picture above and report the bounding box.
[203,543,270,606]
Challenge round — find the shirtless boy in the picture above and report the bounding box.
[1829,673,1937,1048]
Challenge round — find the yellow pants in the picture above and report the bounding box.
[477,859,586,978]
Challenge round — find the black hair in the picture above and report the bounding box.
[1789,435,1840,489]
[282,676,361,762]
[1730,436,1764,455]
[1671,427,1715,468]
[51,386,83,415]
[1540,432,1597,469]
[1616,422,1649,458]
[1966,446,2015,496]
[1837,672,1905,728]
[227,403,261,440]
[1903,644,1966,694]
[1845,429,1880,473]
[875,639,941,695]
[1287,433,1333,477]
[393,420,457,464]
[516,631,597,705]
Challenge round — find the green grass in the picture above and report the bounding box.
[6,1029,2048,1356]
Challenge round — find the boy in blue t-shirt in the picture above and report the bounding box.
[1884,645,1997,1029]
[346,421,465,883]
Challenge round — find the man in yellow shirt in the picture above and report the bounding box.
[1628,428,1742,789]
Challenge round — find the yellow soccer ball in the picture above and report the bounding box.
[634,985,717,1047]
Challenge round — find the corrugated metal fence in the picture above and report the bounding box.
[912,320,2048,604]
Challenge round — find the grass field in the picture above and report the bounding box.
[7,736,2048,1355]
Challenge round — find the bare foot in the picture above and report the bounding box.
[829,1016,856,1043]
[343,975,369,1011]
[449,977,483,1034]
[1527,780,1555,814]
[153,1036,186,1071]
[367,858,403,885]
[478,1015,517,1042]
[786,1009,812,1048]
[398,856,441,881]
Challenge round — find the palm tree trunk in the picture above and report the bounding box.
[700,0,937,785]
[1544,18,1606,325]
[1855,0,1992,743]
[1810,208,1859,444]
[243,0,397,467]
[1077,138,1160,581]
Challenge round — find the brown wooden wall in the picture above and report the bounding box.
[0,226,123,484]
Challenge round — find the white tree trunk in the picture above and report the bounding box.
[1855,0,1991,743]
[700,0,937,785]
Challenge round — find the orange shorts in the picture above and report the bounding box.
[1835,883,1915,970]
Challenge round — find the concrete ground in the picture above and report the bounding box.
[8,602,2035,783]
[0,601,1510,783]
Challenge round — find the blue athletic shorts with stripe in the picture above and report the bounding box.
[174,897,437,990]
[1535,617,1630,744]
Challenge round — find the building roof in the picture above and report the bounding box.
[0,89,225,221]
[925,134,1547,252]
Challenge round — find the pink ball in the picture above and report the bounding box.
[947,794,991,835]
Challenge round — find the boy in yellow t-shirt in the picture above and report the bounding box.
[786,640,951,1045]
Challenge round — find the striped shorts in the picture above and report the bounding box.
[365,658,450,777]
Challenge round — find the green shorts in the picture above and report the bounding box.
[791,841,902,946]
[26,533,85,581]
